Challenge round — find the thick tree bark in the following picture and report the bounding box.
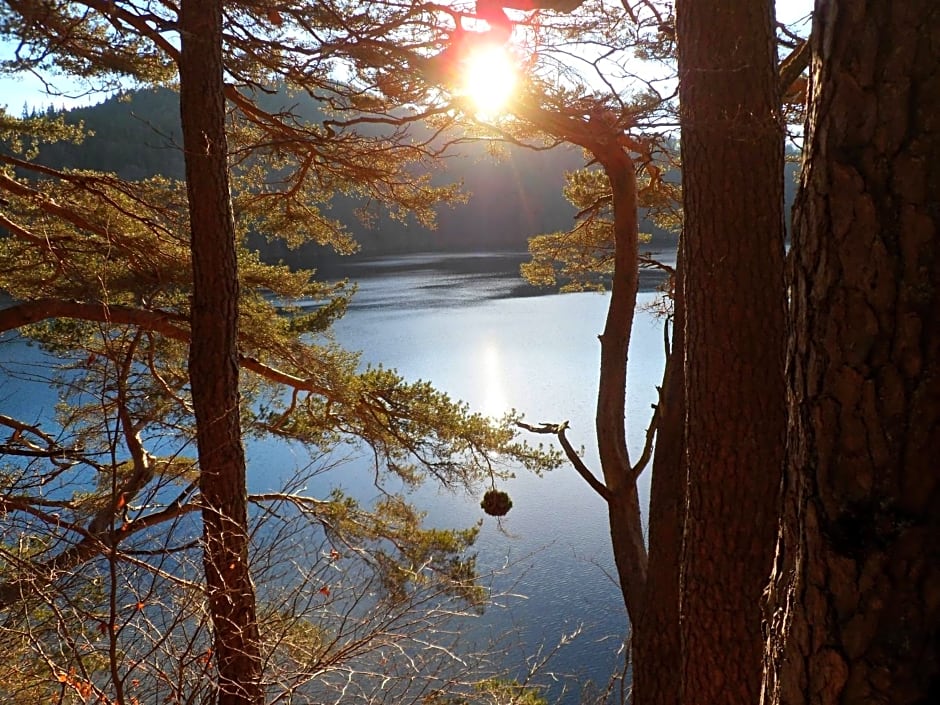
[632,246,686,705]
[179,2,263,704]
[675,1,787,705]
[762,2,940,704]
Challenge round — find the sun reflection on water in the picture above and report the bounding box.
[479,340,509,418]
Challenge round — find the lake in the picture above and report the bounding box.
[0,251,669,700]
[309,252,667,693]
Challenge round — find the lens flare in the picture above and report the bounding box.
[461,44,518,116]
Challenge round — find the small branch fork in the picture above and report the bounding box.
[516,420,612,502]
[517,406,660,503]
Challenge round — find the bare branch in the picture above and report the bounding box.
[516,420,612,502]
[629,401,659,479]
[779,39,810,95]
[0,492,200,609]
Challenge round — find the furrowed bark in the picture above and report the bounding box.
[179,1,263,703]
[763,1,940,703]
[676,0,788,703]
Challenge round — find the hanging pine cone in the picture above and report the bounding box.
[480,489,513,517]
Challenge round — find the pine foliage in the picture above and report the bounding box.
[0,2,568,702]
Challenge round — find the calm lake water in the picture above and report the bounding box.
[304,252,667,692]
[1,251,669,699]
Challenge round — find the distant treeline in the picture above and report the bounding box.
[27,89,796,267]
[27,88,587,266]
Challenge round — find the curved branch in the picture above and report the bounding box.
[0,298,188,338]
[629,401,659,479]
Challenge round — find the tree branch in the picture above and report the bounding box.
[629,401,659,479]
[0,299,335,398]
[516,421,612,502]
[779,39,810,95]
[0,492,200,610]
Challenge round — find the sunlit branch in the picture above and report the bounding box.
[0,211,68,260]
[575,194,613,220]
[0,413,62,450]
[0,414,89,474]
[0,153,181,240]
[779,39,810,94]
[69,0,180,61]
[0,172,130,243]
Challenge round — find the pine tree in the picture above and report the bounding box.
[0,2,559,702]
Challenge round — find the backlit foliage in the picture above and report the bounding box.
[522,160,681,292]
[0,2,569,702]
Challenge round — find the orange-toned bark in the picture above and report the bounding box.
[179,1,262,702]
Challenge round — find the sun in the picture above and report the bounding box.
[460,43,518,116]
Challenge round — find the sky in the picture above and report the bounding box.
[0,0,814,113]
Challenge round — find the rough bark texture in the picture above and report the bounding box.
[762,2,940,704]
[675,1,787,704]
[179,2,263,704]
[633,246,686,705]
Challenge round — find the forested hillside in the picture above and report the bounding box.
[30,89,799,268]
[30,88,590,264]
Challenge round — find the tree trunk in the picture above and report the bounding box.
[632,244,686,705]
[179,2,263,704]
[595,147,649,623]
[675,1,787,704]
[762,2,940,704]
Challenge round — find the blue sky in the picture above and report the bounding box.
[0,0,813,113]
